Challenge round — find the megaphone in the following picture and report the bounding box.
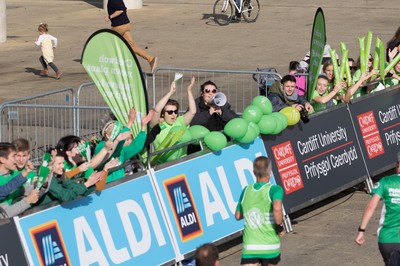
[210,92,227,107]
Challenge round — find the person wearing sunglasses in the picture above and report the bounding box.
[150,77,196,163]
[188,80,239,154]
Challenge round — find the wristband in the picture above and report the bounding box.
[358,226,365,232]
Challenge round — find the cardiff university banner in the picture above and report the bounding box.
[81,29,148,137]
[307,8,326,100]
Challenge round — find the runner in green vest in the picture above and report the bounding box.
[235,156,284,265]
[355,152,400,265]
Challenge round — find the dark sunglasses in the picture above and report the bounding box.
[165,109,178,115]
[204,88,217,93]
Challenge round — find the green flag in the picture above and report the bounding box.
[81,29,149,138]
[307,8,326,101]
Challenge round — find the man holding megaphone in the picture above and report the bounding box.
[188,80,238,154]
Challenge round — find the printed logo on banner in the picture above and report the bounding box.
[357,111,385,159]
[163,174,203,242]
[272,141,304,194]
[29,220,70,266]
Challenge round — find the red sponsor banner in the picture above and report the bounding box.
[272,141,304,194]
[357,111,385,159]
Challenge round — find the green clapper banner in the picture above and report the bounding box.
[81,29,149,138]
[307,8,326,101]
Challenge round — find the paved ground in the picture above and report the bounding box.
[1,0,399,265]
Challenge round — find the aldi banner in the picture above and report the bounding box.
[262,105,368,213]
[16,174,176,266]
[151,137,272,256]
[81,29,149,137]
[348,86,400,175]
[0,219,28,266]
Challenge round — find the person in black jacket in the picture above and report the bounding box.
[188,80,238,154]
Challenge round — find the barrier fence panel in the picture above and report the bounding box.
[16,172,177,266]
[0,219,28,265]
[149,137,272,259]
[347,86,400,176]
[76,82,111,139]
[0,104,76,163]
[262,104,369,214]
[150,68,282,114]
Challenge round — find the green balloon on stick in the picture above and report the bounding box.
[189,125,210,140]
[270,112,288,129]
[258,114,277,135]
[204,131,227,151]
[242,105,263,124]
[252,95,273,115]
[224,118,248,139]
[177,128,192,144]
[238,122,259,144]
[280,106,301,126]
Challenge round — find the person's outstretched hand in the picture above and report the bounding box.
[141,109,154,130]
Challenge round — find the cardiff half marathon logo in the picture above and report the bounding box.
[29,220,70,266]
[163,174,203,242]
[357,111,385,159]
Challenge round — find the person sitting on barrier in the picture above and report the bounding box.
[355,151,400,266]
[150,77,196,163]
[188,80,238,154]
[93,106,153,182]
[310,74,340,113]
[195,243,220,266]
[268,75,314,113]
[235,156,284,266]
[35,150,113,206]
[0,143,39,218]
[289,60,307,97]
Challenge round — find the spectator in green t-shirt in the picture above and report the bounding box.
[149,77,196,163]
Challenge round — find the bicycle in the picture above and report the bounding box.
[213,0,260,26]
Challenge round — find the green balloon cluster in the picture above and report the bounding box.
[280,106,300,126]
[204,131,227,151]
[258,115,277,134]
[238,122,260,144]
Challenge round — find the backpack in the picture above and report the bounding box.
[252,68,281,96]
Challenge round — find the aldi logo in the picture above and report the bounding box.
[29,220,70,266]
[163,174,203,242]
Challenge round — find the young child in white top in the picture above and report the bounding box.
[35,23,62,79]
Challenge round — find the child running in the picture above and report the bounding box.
[35,23,62,79]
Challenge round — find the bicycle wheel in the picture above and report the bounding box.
[213,0,233,26]
[242,0,260,23]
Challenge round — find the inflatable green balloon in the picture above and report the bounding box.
[271,117,284,135]
[257,115,277,135]
[204,131,227,151]
[248,121,260,137]
[242,105,263,124]
[188,125,210,140]
[238,123,259,144]
[252,95,273,115]
[270,112,288,129]
[177,128,192,144]
[224,118,248,139]
[280,106,301,126]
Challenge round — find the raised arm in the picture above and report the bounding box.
[343,71,376,103]
[183,76,197,125]
[313,83,340,104]
[150,81,176,127]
